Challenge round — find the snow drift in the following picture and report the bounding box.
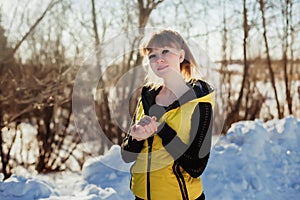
[0,116,299,200]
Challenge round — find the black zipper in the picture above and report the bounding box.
[176,163,189,200]
[173,162,189,200]
[147,136,154,200]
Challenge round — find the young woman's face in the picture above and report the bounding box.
[147,46,184,79]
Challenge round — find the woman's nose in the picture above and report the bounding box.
[156,56,165,63]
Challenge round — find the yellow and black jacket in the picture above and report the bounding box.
[121,80,214,200]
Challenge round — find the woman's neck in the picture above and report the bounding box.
[162,76,190,100]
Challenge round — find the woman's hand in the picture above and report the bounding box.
[130,116,158,141]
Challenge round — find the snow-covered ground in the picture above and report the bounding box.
[0,116,299,200]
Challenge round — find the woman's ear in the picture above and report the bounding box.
[179,49,185,63]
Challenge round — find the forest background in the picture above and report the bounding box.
[0,0,299,180]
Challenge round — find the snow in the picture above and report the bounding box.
[1,116,299,200]
[0,175,57,200]
[203,116,300,200]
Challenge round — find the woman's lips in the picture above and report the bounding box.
[157,65,168,71]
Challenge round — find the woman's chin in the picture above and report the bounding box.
[155,69,169,78]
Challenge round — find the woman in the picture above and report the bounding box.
[121,30,214,200]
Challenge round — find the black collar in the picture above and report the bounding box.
[141,80,213,114]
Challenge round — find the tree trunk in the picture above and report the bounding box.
[138,0,163,30]
[224,0,249,132]
[91,0,115,154]
[289,0,295,115]
[282,0,293,115]
[259,0,283,118]
[117,0,165,144]
[0,123,10,180]
[36,106,54,173]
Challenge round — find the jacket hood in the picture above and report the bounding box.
[141,79,214,114]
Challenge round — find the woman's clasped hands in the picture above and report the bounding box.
[130,116,159,141]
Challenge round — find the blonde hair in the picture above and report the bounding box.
[142,30,200,86]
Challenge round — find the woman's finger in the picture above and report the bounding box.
[151,116,158,131]
[138,116,152,126]
[151,116,157,122]
[131,124,137,133]
[130,116,158,140]
[134,137,144,141]
[139,120,148,126]
[145,121,156,133]
[143,124,153,135]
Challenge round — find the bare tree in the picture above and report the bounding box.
[115,0,165,144]
[281,0,293,115]
[2,0,60,63]
[0,1,87,178]
[138,0,163,31]
[90,0,114,154]
[223,0,250,132]
[258,0,282,118]
[0,16,18,179]
[128,0,165,100]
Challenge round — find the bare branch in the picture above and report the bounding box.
[3,0,61,62]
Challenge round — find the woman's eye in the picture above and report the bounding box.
[162,49,169,54]
[149,54,156,59]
